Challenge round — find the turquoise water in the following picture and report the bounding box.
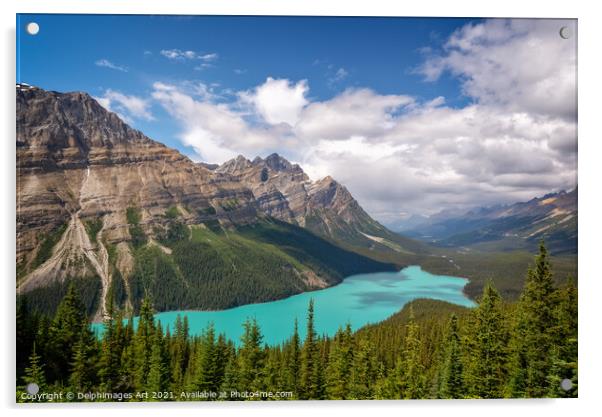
[94,265,475,346]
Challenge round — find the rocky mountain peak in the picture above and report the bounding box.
[263,153,294,172]
[216,155,253,174]
[17,86,158,154]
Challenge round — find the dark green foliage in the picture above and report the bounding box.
[396,307,426,399]
[126,206,141,224]
[147,323,170,395]
[464,282,509,398]
[31,223,67,270]
[238,219,397,280]
[165,206,180,219]
[84,218,103,244]
[237,319,266,393]
[69,327,98,393]
[299,299,324,399]
[190,323,222,396]
[325,324,353,399]
[19,343,46,401]
[509,242,567,397]
[282,319,301,395]
[15,242,577,401]
[126,206,147,248]
[126,220,394,312]
[18,275,102,318]
[438,315,464,398]
[46,284,96,383]
[162,221,190,245]
[23,343,46,387]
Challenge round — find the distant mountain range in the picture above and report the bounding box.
[400,188,577,254]
[16,85,416,319]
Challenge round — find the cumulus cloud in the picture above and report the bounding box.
[94,89,154,123]
[95,59,128,72]
[238,77,309,126]
[147,19,577,222]
[151,82,293,162]
[418,19,577,120]
[295,89,414,141]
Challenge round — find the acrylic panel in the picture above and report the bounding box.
[16,14,577,402]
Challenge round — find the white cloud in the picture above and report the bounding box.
[147,19,577,222]
[160,49,219,62]
[418,19,577,120]
[94,89,154,122]
[238,77,309,126]
[295,88,414,141]
[95,59,128,72]
[151,82,292,162]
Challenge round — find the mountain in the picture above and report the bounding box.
[216,153,426,256]
[16,85,398,319]
[402,189,577,254]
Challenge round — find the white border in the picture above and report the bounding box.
[2,1,600,416]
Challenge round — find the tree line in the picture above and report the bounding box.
[16,242,577,401]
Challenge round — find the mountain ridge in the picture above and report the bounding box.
[401,188,577,254]
[16,85,401,319]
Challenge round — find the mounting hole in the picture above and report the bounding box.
[26,22,40,36]
[26,382,39,395]
[559,26,571,40]
[560,378,573,391]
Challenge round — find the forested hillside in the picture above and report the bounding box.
[19,218,395,317]
[16,243,577,401]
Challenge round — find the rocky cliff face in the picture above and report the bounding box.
[17,87,259,319]
[216,154,394,242]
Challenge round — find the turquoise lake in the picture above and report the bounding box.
[94,265,475,346]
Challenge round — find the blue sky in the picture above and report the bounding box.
[16,15,577,224]
[17,14,473,155]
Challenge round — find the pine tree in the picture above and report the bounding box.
[118,318,136,391]
[23,343,46,391]
[465,281,508,398]
[193,322,220,396]
[546,278,578,397]
[237,318,265,394]
[17,297,37,375]
[170,314,189,392]
[509,242,557,397]
[98,299,121,392]
[132,295,156,390]
[325,324,353,399]
[219,355,239,400]
[438,314,464,398]
[350,337,376,399]
[214,334,231,391]
[283,318,301,395]
[399,306,425,399]
[69,326,98,394]
[146,323,169,397]
[263,348,283,398]
[299,299,324,399]
[48,283,88,382]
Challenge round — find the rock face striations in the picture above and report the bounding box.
[17,87,258,318]
[217,153,424,254]
[16,86,407,318]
